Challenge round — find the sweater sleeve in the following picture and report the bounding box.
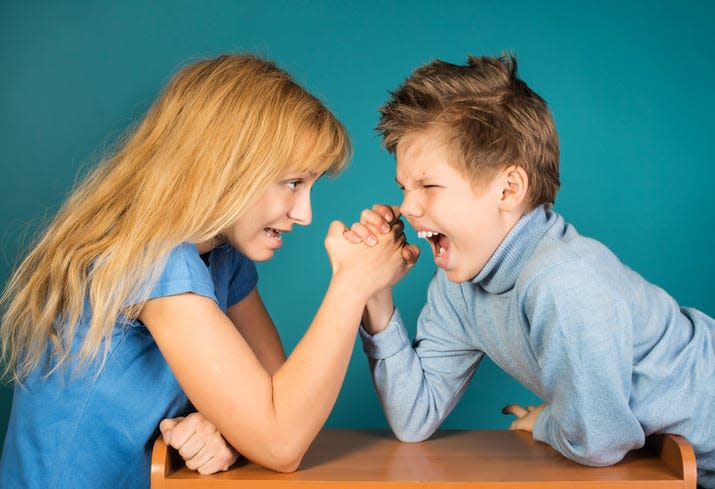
[359,270,484,442]
[526,259,645,466]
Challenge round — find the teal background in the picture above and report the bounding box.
[1,0,714,445]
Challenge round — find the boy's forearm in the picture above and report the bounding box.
[362,288,394,335]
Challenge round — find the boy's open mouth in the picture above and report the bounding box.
[417,230,450,268]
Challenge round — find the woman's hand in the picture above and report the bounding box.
[159,412,239,474]
[501,403,547,433]
[324,213,418,301]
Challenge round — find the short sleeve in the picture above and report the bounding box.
[146,243,217,303]
[226,249,258,306]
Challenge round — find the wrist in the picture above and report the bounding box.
[330,269,375,305]
[362,289,394,335]
[328,272,371,308]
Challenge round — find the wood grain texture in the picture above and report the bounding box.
[151,429,696,489]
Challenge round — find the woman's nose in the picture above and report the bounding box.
[289,191,312,225]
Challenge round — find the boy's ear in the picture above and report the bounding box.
[498,165,529,211]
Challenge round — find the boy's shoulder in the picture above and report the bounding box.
[517,214,621,293]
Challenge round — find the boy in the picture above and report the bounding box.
[345,55,714,487]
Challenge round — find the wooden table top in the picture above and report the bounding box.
[151,429,697,488]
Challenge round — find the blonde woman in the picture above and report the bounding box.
[0,54,417,488]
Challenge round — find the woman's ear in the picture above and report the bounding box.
[499,165,529,212]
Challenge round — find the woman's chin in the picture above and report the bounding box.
[247,248,276,262]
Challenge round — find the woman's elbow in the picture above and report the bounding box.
[261,439,306,473]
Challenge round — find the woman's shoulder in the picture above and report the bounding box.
[146,243,216,302]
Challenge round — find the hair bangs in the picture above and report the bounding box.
[285,110,352,178]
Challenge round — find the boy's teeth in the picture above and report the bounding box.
[417,231,440,239]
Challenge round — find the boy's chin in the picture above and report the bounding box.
[444,262,482,283]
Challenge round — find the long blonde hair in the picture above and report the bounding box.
[1,54,351,381]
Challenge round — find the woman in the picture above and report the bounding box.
[0,54,416,488]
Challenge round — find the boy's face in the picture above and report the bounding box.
[395,129,515,282]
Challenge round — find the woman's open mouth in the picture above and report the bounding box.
[263,227,284,248]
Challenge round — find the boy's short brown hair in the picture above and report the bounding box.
[378,54,560,208]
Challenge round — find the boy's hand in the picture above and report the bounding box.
[160,412,239,475]
[501,403,547,433]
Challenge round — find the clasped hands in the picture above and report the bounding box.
[342,203,420,263]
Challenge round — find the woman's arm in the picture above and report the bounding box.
[227,288,285,375]
[159,288,284,474]
[140,221,415,473]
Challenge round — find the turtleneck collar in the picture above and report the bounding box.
[470,205,557,294]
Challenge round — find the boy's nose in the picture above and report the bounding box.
[400,193,423,218]
[289,192,312,225]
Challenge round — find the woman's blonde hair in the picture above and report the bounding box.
[1,54,351,381]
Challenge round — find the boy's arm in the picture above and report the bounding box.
[362,288,395,335]
[359,269,484,441]
[345,204,417,336]
[526,261,644,466]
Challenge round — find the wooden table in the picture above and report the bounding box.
[151,429,697,488]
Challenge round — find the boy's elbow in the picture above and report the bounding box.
[569,440,631,467]
[576,450,624,467]
[390,419,437,443]
[395,431,431,443]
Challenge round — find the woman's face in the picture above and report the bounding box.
[221,171,321,261]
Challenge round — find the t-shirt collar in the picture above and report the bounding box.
[470,205,556,294]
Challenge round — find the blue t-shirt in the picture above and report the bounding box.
[0,243,257,489]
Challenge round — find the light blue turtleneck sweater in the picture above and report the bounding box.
[359,205,714,487]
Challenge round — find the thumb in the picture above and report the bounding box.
[159,417,182,443]
[501,404,529,418]
[402,243,420,264]
[327,220,348,237]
